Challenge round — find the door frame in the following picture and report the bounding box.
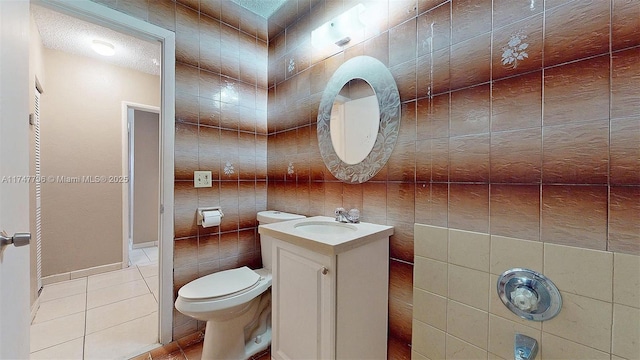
[122,102,160,267]
[34,0,176,344]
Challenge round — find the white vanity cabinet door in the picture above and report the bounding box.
[271,239,336,360]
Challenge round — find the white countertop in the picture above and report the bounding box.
[258,216,394,255]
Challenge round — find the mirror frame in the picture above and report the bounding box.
[317,56,401,183]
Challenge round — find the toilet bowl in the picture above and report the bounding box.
[175,210,305,360]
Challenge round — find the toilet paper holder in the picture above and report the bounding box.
[197,207,224,226]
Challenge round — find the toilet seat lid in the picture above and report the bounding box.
[179,266,260,300]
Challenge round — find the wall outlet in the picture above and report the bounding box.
[194,171,212,188]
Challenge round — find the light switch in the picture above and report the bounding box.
[194,171,212,188]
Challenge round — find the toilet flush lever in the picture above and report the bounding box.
[514,334,538,360]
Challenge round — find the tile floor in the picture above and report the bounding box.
[30,246,159,359]
[130,330,271,360]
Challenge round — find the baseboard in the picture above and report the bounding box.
[42,262,123,285]
[133,241,158,249]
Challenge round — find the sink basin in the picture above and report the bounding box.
[259,216,394,255]
[294,221,357,235]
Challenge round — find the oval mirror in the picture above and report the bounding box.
[329,78,380,165]
[318,56,401,183]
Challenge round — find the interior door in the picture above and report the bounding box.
[0,1,32,358]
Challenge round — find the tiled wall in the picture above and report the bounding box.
[92,0,270,338]
[412,224,640,360]
[266,0,639,357]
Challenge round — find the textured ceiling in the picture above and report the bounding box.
[31,5,161,76]
[230,0,289,18]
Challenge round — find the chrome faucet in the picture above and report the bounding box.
[335,208,360,223]
[514,334,538,360]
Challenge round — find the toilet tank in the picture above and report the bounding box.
[257,211,305,270]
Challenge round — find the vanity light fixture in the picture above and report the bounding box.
[311,3,366,49]
[91,39,115,56]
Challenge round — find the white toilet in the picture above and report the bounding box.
[175,211,305,360]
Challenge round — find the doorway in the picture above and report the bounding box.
[31,0,175,351]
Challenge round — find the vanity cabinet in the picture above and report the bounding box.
[267,230,390,360]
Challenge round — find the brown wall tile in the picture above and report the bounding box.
[490,128,541,184]
[362,182,387,222]
[544,0,610,67]
[612,48,640,119]
[542,120,609,184]
[448,184,489,233]
[174,182,198,238]
[541,185,608,250]
[451,0,491,44]
[199,15,221,74]
[493,0,543,29]
[450,84,490,137]
[390,60,417,102]
[387,183,416,224]
[198,126,220,180]
[490,184,540,241]
[449,33,491,90]
[544,55,610,126]
[175,123,199,180]
[415,183,448,227]
[449,134,489,183]
[388,0,417,28]
[491,71,542,132]
[389,259,414,344]
[220,23,240,79]
[609,186,640,255]
[175,4,200,67]
[387,141,416,182]
[389,18,417,68]
[417,3,450,55]
[148,0,176,32]
[390,221,415,263]
[417,93,449,140]
[610,117,640,185]
[492,14,543,80]
[612,0,640,51]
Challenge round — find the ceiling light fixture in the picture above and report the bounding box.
[312,4,366,49]
[91,39,115,56]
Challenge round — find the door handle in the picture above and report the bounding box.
[0,231,31,248]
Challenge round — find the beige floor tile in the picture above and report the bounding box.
[30,337,84,360]
[33,293,86,324]
[30,312,85,353]
[86,294,158,334]
[144,276,159,303]
[87,267,142,292]
[83,313,159,359]
[142,247,158,262]
[138,263,158,279]
[130,249,152,266]
[87,279,150,309]
[39,278,87,303]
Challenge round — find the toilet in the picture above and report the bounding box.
[175,211,305,360]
